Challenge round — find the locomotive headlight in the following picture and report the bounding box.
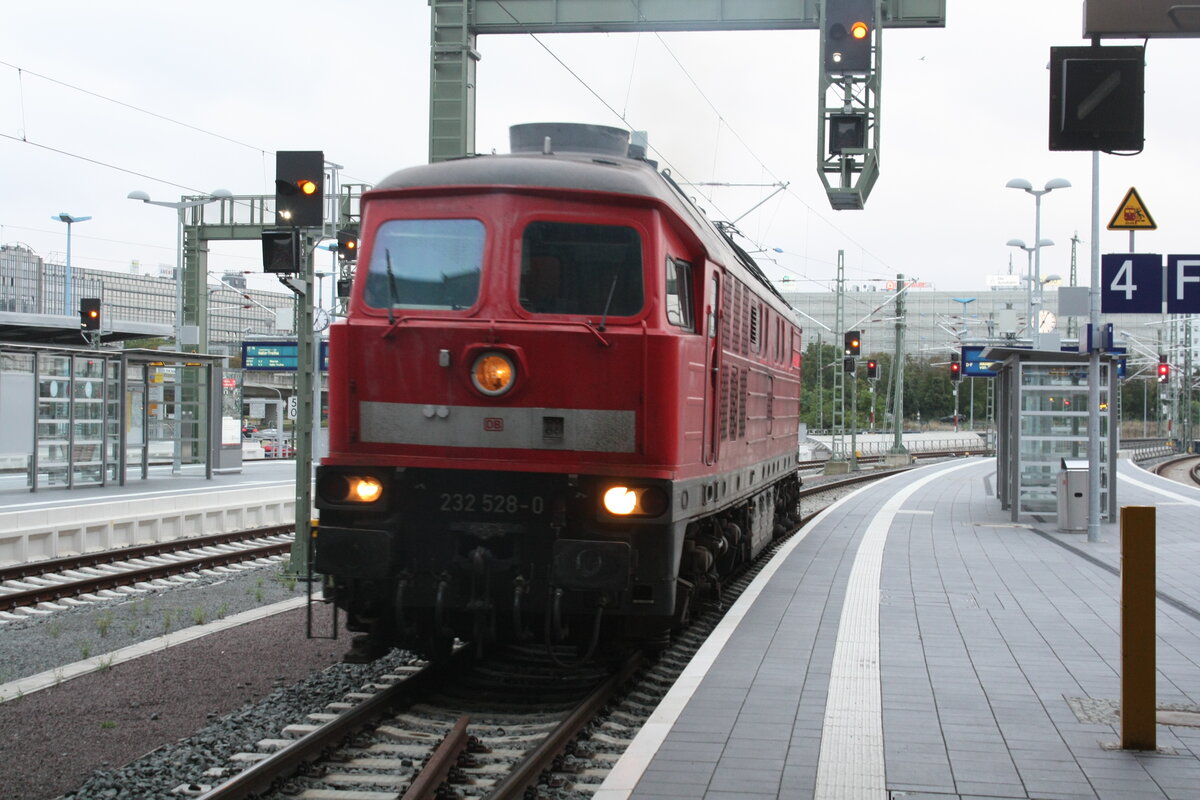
[318,472,386,505]
[602,485,669,517]
[603,487,638,515]
[349,476,384,503]
[471,352,516,396]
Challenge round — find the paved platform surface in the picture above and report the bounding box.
[597,457,1200,800]
[0,459,295,507]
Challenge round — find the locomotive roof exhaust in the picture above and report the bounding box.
[510,123,643,158]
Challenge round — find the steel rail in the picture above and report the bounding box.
[0,539,292,612]
[401,715,472,800]
[197,657,453,800]
[486,651,643,800]
[0,525,294,583]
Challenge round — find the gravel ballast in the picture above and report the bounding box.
[0,563,413,800]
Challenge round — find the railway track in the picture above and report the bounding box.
[192,646,641,800]
[0,527,295,614]
[166,465,924,800]
[797,446,990,473]
[1150,453,1200,488]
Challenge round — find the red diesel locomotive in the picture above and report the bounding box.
[314,123,803,662]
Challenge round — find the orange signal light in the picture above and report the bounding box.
[851,20,869,39]
[298,179,319,196]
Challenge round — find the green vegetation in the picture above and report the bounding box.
[800,343,975,430]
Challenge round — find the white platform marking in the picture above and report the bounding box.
[814,460,977,799]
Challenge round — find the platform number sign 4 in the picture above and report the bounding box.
[1102,253,1200,314]
[1101,254,1162,313]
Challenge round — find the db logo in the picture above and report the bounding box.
[483,418,504,432]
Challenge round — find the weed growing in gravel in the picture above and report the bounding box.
[100,721,117,729]
[48,620,62,638]
[276,571,297,591]
[79,640,93,660]
[217,602,229,619]
[96,610,114,637]
[137,597,153,616]
[98,655,114,672]
[126,621,139,636]
[255,586,265,603]
[192,607,207,626]
[161,609,174,635]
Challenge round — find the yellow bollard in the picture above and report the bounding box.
[1120,505,1156,751]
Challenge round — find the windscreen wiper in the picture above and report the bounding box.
[384,249,399,325]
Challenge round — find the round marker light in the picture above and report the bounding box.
[298,179,318,195]
[851,20,869,39]
[604,487,638,516]
[471,352,516,396]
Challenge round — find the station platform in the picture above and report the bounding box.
[0,461,296,567]
[597,457,1200,800]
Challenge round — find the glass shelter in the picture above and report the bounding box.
[988,347,1119,523]
[0,344,234,491]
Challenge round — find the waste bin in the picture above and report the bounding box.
[1057,458,1088,532]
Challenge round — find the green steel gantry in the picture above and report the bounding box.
[428,0,945,208]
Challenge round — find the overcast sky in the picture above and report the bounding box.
[2,1,1196,298]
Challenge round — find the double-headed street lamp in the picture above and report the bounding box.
[127,189,232,349]
[1006,238,1055,342]
[127,189,231,476]
[51,212,92,313]
[1006,177,1071,348]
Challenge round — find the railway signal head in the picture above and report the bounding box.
[79,297,101,331]
[1158,355,1170,383]
[336,230,358,261]
[844,330,861,356]
[275,150,325,228]
[866,359,878,380]
[843,356,856,374]
[824,0,875,74]
[950,360,961,382]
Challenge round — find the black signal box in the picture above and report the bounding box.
[1049,46,1144,152]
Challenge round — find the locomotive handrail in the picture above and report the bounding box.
[379,313,610,345]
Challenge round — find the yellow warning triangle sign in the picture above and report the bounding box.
[1107,187,1157,230]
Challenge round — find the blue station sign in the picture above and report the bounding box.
[242,341,329,372]
[1101,253,1200,313]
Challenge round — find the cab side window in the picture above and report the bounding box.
[665,257,695,332]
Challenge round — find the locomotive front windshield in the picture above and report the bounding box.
[363,219,484,311]
[519,222,643,316]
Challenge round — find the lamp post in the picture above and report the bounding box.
[127,189,231,475]
[1006,178,1071,349]
[1006,238,1054,343]
[51,212,92,314]
[127,190,232,350]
